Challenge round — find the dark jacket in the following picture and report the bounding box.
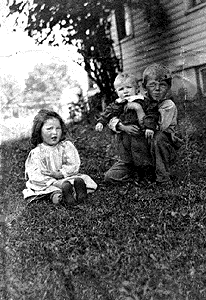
[97,94,160,131]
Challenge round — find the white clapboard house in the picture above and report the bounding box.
[110,0,206,98]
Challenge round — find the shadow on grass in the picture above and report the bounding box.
[1,118,206,300]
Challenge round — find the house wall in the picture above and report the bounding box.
[111,0,206,98]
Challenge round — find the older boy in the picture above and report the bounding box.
[142,63,178,185]
[106,64,179,187]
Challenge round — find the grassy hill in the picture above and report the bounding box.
[1,95,206,300]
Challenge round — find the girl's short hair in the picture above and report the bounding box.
[114,72,139,88]
[31,109,67,147]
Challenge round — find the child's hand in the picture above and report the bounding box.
[119,123,140,136]
[41,170,64,179]
[95,122,104,132]
[145,129,154,139]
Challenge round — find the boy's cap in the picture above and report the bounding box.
[142,63,172,87]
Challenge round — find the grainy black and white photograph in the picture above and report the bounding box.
[1,0,206,299]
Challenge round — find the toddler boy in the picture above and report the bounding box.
[95,72,148,133]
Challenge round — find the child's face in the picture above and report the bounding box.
[41,117,62,146]
[146,76,170,102]
[115,79,136,99]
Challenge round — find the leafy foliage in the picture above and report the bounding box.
[1,93,206,299]
[0,74,22,108]
[23,62,76,106]
[9,0,124,102]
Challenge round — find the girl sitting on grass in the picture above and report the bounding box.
[23,109,97,207]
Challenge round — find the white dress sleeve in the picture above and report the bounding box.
[25,148,56,190]
[158,99,177,133]
[59,141,81,178]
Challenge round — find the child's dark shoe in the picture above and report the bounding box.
[74,178,88,204]
[62,181,76,207]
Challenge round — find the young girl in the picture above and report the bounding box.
[23,109,97,207]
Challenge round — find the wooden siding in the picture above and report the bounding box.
[111,0,206,80]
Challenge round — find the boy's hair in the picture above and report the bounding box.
[142,63,172,88]
[114,72,139,89]
[31,109,67,147]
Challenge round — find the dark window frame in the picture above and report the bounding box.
[191,0,206,6]
[115,3,127,41]
[185,0,206,13]
[115,2,133,41]
[199,66,206,95]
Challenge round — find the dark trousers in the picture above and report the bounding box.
[150,131,177,183]
[104,131,176,183]
[104,132,153,183]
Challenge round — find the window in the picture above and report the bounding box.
[186,0,206,10]
[115,2,133,41]
[192,0,206,6]
[199,67,206,95]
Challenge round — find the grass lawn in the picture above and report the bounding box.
[1,107,206,300]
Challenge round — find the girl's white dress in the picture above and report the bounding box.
[23,140,97,202]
